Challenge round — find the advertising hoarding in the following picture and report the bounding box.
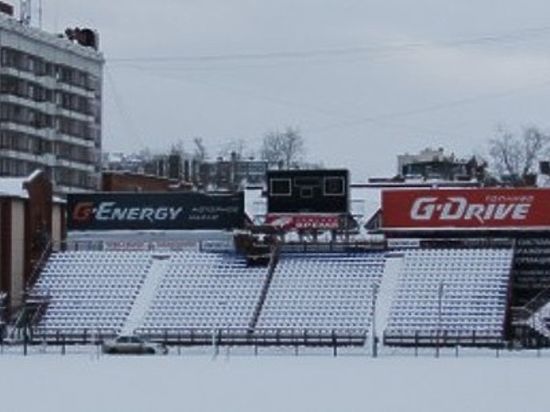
[67,192,244,231]
[265,213,342,230]
[382,189,550,230]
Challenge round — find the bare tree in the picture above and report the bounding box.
[170,138,186,157]
[193,137,208,162]
[260,127,305,169]
[488,126,550,185]
[138,147,153,161]
[217,138,248,160]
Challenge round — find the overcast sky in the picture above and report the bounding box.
[37,0,550,179]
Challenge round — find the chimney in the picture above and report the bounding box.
[0,1,14,16]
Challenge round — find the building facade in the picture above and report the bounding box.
[198,154,268,191]
[104,150,269,192]
[395,147,484,182]
[0,12,103,193]
[0,170,65,311]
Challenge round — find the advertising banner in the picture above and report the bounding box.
[67,192,244,231]
[382,189,550,230]
[265,213,342,230]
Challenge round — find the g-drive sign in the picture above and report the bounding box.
[381,189,549,229]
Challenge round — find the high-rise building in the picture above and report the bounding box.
[0,9,103,193]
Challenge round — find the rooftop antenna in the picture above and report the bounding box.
[38,0,42,29]
[20,0,31,25]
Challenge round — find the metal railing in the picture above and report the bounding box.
[28,326,367,347]
[383,330,506,348]
[25,239,53,292]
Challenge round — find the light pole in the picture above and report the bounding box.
[372,283,379,358]
[436,281,445,357]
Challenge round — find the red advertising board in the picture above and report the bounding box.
[265,214,341,230]
[382,188,550,230]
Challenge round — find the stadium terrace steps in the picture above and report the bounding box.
[248,243,281,330]
[120,255,170,336]
[255,252,386,334]
[526,302,550,340]
[374,253,404,337]
[27,247,516,347]
[136,252,269,333]
[32,251,153,336]
[384,248,514,344]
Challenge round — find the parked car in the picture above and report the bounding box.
[102,335,167,355]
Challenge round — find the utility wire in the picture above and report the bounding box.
[107,63,550,137]
[104,66,147,149]
[107,64,458,137]
[103,25,550,147]
[306,78,550,134]
[107,25,550,64]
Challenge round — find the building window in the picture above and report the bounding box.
[270,178,291,196]
[324,176,345,196]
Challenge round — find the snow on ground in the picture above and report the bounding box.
[0,347,548,412]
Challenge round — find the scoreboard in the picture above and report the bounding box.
[266,169,349,219]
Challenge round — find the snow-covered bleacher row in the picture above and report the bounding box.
[29,247,514,346]
[33,251,152,334]
[138,252,267,332]
[385,248,513,343]
[257,253,385,332]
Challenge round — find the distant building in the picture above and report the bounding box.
[0,10,103,193]
[391,147,484,183]
[101,170,192,192]
[104,150,270,192]
[103,151,196,182]
[198,153,268,191]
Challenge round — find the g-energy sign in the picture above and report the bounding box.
[67,192,244,231]
[382,189,550,230]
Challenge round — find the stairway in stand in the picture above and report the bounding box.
[120,254,170,336]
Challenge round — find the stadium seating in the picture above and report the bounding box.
[137,252,268,332]
[256,253,385,333]
[32,251,152,335]
[29,246,514,346]
[385,248,513,339]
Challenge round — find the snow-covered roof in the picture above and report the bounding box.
[0,176,28,199]
[0,172,65,203]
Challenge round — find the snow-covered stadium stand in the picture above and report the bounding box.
[256,253,385,334]
[137,252,267,334]
[26,245,514,348]
[384,248,514,346]
[32,251,152,336]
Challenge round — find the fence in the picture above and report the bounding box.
[28,327,367,347]
[3,326,550,358]
[383,330,506,348]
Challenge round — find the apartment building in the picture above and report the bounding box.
[0,9,103,193]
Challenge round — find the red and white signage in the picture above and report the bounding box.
[265,214,341,230]
[382,189,550,230]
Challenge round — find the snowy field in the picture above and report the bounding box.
[0,346,548,412]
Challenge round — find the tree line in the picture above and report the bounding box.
[143,124,550,185]
[487,126,550,186]
[168,126,309,170]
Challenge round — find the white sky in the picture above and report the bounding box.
[37,0,550,180]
